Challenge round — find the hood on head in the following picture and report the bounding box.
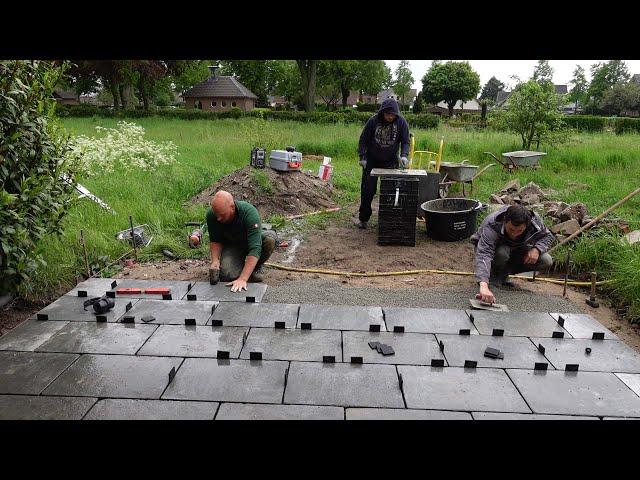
[378,98,401,117]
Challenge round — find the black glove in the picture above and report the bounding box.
[209,268,220,285]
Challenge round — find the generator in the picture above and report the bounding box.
[269,146,302,172]
[250,147,266,168]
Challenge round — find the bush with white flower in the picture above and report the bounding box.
[66,121,178,176]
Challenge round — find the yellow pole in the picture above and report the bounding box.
[435,136,444,172]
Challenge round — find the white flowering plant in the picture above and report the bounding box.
[66,121,178,176]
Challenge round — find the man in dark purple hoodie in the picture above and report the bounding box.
[354,98,410,228]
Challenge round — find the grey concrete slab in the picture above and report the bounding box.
[436,334,551,370]
[603,416,640,420]
[121,299,218,325]
[107,279,193,300]
[36,322,157,355]
[343,331,444,365]
[239,328,341,362]
[33,295,136,323]
[507,369,640,417]
[137,325,247,358]
[346,408,472,420]
[550,313,618,340]
[216,403,343,420]
[42,354,182,399]
[615,373,640,397]
[187,282,267,302]
[163,358,287,403]
[530,337,640,373]
[465,311,570,338]
[398,366,531,413]
[383,307,477,334]
[297,304,384,331]
[64,277,119,298]
[284,362,404,408]
[0,319,69,351]
[472,412,599,420]
[83,399,219,420]
[0,351,79,395]
[209,302,299,328]
[0,395,97,420]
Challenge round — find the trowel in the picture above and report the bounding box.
[469,298,510,312]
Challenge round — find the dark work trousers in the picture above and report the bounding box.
[219,230,277,282]
[358,161,397,222]
[489,244,553,283]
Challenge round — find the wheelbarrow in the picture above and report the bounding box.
[434,160,495,198]
[484,150,547,172]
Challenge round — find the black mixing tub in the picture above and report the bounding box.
[420,198,485,242]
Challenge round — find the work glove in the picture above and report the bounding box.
[359,156,367,169]
[209,268,220,285]
[400,156,409,169]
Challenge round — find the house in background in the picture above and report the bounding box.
[52,89,79,105]
[183,65,257,112]
[267,95,288,108]
[378,88,417,107]
[494,84,568,109]
[426,98,481,116]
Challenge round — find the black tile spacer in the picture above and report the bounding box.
[187,294,197,301]
[125,301,132,312]
[37,313,48,321]
[459,329,470,335]
[184,318,196,326]
[77,290,88,297]
[96,315,107,323]
[552,331,565,338]
[168,366,176,385]
[284,367,290,388]
[246,296,256,303]
[242,331,248,347]
[534,362,548,371]
[250,351,262,361]
[122,315,135,324]
[350,356,363,364]
[431,358,445,367]
[323,355,335,363]
[217,350,230,359]
[592,332,605,340]
[111,280,117,289]
[439,340,445,352]
[211,304,217,314]
[492,328,504,337]
[538,343,546,354]
[300,322,312,330]
[274,321,285,329]
[162,294,172,300]
[557,315,565,327]
[468,313,474,323]
[187,282,193,292]
[393,325,405,333]
[464,360,477,368]
[369,324,381,332]
[565,364,579,372]
[398,372,404,391]
[212,319,223,327]
[106,291,116,298]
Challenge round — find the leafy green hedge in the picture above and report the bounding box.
[614,117,640,134]
[562,115,608,132]
[356,103,379,112]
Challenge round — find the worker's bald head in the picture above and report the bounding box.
[211,190,236,223]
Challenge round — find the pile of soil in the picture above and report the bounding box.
[188,166,338,218]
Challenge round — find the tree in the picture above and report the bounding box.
[393,60,414,107]
[421,61,480,117]
[588,60,631,106]
[168,60,213,96]
[569,65,588,113]
[315,60,389,108]
[272,60,303,106]
[220,60,289,106]
[296,60,318,111]
[479,76,505,103]
[532,60,553,85]
[133,60,167,110]
[600,82,640,116]
[412,91,424,113]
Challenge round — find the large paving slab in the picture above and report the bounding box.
[35,322,157,355]
[297,304,385,331]
[284,362,404,408]
[549,313,618,340]
[472,412,599,420]
[186,282,268,302]
[216,403,344,420]
[383,307,477,334]
[120,299,218,325]
[137,325,247,358]
[465,311,570,338]
[64,277,119,298]
[33,295,136,323]
[0,319,69,352]
[209,302,299,328]
[0,395,97,420]
[107,279,193,300]
[507,369,640,417]
[343,331,444,365]
[398,366,531,413]
[162,358,287,403]
[83,399,219,420]
[615,373,640,397]
[530,337,640,373]
[436,334,550,370]
[42,354,182,399]
[239,328,341,362]
[346,408,472,420]
[0,351,79,395]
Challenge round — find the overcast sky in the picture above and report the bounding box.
[384,60,640,91]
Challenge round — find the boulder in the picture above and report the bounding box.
[501,179,520,193]
[550,219,581,236]
[558,203,588,223]
[489,194,504,204]
[518,182,545,199]
[623,230,640,245]
[520,194,540,206]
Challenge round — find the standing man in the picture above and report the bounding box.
[471,204,555,304]
[207,190,276,292]
[355,98,410,229]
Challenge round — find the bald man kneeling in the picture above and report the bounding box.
[207,191,276,292]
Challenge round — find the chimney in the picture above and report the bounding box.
[208,64,221,80]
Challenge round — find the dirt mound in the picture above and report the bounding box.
[188,166,338,219]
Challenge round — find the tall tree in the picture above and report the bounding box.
[296,60,318,111]
[588,60,631,105]
[220,60,289,106]
[315,60,389,108]
[479,76,505,102]
[421,61,480,117]
[569,65,588,113]
[133,61,167,110]
[532,60,554,85]
[393,60,414,107]
[168,60,213,96]
[600,82,640,116]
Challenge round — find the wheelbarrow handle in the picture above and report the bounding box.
[471,163,496,181]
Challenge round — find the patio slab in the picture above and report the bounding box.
[383,307,477,334]
[239,328,341,362]
[0,319,69,352]
[0,351,79,395]
[465,311,571,338]
[120,299,218,325]
[64,277,119,298]
[209,302,299,328]
[137,325,247,358]
[83,399,219,420]
[472,412,599,420]
[33,295,136,323]
[615,373,640,397]
[549,313,618,340]
[297,304,385,331]
[107,279,193,300]
[342,331,443,365]
[346,408,472,420]
[186,282,268,302]
[0,395,97,420]
[215,403,343,420]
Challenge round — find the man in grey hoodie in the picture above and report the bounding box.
[471,204,555,304]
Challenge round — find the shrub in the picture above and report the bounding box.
[562,115,607,132]
[404,113,440,129]
[356,103,379,112]
[614,117,640,134]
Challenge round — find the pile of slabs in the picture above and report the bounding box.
[1,279,639,420]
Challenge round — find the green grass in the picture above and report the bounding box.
[26,117,640,319]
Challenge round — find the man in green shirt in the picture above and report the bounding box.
[207,190,276,292]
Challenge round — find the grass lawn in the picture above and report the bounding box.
[28,116,640,317]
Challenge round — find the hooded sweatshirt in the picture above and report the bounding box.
[358,98,410,167]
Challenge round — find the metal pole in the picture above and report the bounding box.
[563,251,570,297]
[80,229,91,278]
[129,215,137,259]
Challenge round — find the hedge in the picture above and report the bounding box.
[562,115,608,132]
[614,117,640,134]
